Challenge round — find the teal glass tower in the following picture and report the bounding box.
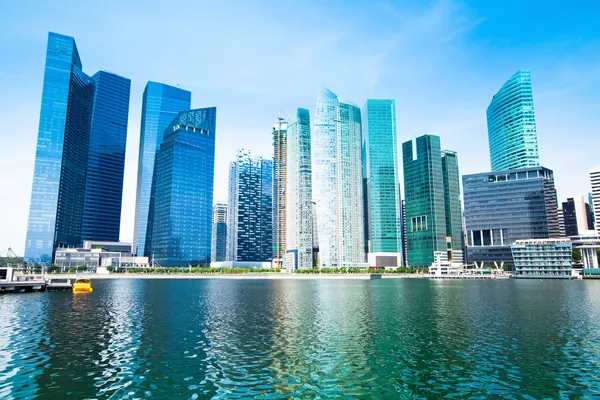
[402,135,447,267]
[441,151,464,263]
[133,82,191,257]
[149,108,216,267]
[487,70,539,171]
[362,99,401,267]
[24,32,130,264]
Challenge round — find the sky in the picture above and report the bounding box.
[0,0,599,256]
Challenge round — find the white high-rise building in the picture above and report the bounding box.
[312,88,366,268]
[591,167,600,235]
[285,109,313,271]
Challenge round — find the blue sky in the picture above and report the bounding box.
[0,0,599,255]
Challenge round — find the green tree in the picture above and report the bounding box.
[573,250,582,263]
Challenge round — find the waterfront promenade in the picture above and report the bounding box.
[43,273,509,280]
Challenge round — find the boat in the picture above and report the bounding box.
[72,278,93,293]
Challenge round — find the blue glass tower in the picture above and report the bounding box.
[149,108,216,266]
[24,32,130,264]
[133,82,191,257]
[81,71,131,243]
[487,70,539,171]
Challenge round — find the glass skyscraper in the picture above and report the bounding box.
[463,166,560,270]
[272,118,288,267]
[312,89,366,268]
[226,149,274,262]
[81,71,131,243]
[134,82,191,257]
[362,99,401,267]
[487,70,540,171]
[211,203,228,262]
[441,151,464,263]
[24,32,131,264]
[149,108,216,267]
[402,135,447,267]
[591,167,600,235]
[285,109,313,271]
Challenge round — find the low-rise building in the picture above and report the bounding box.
[510,239,572,278]
[570,230,600,270]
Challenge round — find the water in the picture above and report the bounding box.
[1,278,600,398]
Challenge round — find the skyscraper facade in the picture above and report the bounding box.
[562,197,592,237]
[441,151,464,263]
[362,99,402,267]
[211,203,228,263]
[463,166,560,270]
[285,109,313,271]
[402,135,448,267]
[487,70,540,171]
[81,71,131,243]
[149,108,216,267]
[226,150,274,262]
[312,89,366,268]
[24,32,131,263]
[272,118,288,268]
[133,82,191,257]
[591,167,600,235]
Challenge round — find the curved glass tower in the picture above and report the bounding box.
[312,89,366,268]
[487,70,539,171]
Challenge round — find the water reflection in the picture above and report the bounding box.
[1,279,600,397]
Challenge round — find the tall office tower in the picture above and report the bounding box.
[592,167,600,235]
[402,135,447,267]
[133,82,191,257]
[226,149,274,262]
[441,151,464,264]
[81,71,131,243]
[149,108,216,267]
[557,208,566,237]
[24,32,131,264]
[285,109,313,271]
[401,200,407,266]
[487,70,540,171]
[312,88,366,268]
[211,203,228,262]
[272,117,288,268]
[562,197,592,237]
[362,99,402,268]
[589,193,596,230]
[463,166,560,270]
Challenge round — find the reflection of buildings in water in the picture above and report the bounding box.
[0,294,48,397]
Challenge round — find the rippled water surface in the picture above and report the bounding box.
[2,279,600,398]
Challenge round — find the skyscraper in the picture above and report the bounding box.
[133,82,191,257]
[562,197,593,237]
[24,32,131,264]
[312,89,366,268]
[487,70,540,171]
[149,108,216,267]
[362,99,401,267]
[211,203,228,263]
[591,167,600,235]
[226,149,274,262]
[285,109,313,271]
[272,117,288,268]
[463,166,560,270]
[441,151,464,263]
[81,71,131,243]
[402,135,447,267]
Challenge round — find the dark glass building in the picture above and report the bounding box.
[81,71,131,242]
[134,82,191,257]
[226,149,274,262]
[149,108,216,267]
[463,166,560,270]
[24,32,130,264]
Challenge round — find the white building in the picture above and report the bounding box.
[591,167,600,235]
[285,109,314,271]
[312,89,366,268]
[570,231,600,269]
